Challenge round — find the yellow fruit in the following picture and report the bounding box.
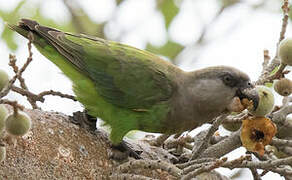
[249,86,274,117]
[0,69,9,91]
[222,122,241,132]
[5,111,32,136]
[241,117,277,156]
[274,78,292,96]
[0,104,8,133]
[0,145,6,162]
[279,38,292,66]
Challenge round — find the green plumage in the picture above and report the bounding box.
[8,19,178,144]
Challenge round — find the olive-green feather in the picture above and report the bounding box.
[8,19,175,144]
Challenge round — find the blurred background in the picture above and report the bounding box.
[0,0,290,179]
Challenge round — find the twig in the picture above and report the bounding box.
[0,99,24,111]
[190,113,229,160]
[279,0,289,43]
[250,168,262,180]
[222,156,292,172]
[271,138,292,147]
[164,135,193,150]
[38,90,76,101]
[199,130,241,158]
[176,158,216,169]
[210,134,228,145]
[18,33,34,90]
[271,104,292,125]
[6,34,38,108]
[181,158,227,180]
[148,134,170,147]
[261,49,270,75]
[223,112,248,123]
[117,159,182,178]
[256,0,290,85]
[109,173,158,180]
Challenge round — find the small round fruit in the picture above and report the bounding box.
[249,86,274,117]
[0,104,8,133]
[222,122,241,132]
[0,69,9,91]
[279,38,292,66]
[0,145,6,162]
[277,116,292,138]
[274,78,292,96]
[5,111,32,136]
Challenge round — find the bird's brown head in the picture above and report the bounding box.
[189,66,259,111]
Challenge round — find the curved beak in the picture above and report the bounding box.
[236,88,259,111]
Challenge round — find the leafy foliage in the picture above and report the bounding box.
[0,0,184,63]
[146,40,183,60]
[157,0,179,29]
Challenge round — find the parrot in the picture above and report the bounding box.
[8,19,259,159]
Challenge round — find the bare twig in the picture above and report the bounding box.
[279,0,289,43]
[261,49,270,74]
[200,130,242,158]
[38,90,76,101]
[148,134,170,147]
[191,113,229,160]
[271,138,292,147]
[222,156,292,175]
[256,0,290,85]
[109,173,158,180]
[176,158,216,169]
[181,158,227,180]
[0,99,24,111]
[117,159,182,178]
[164,135,193,150]
[223,112,248,123]
[250,168,262,180]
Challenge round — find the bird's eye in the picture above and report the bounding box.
[224,76,231,82]
[247,82,252,87]
[222,74,236,87]
[223,75,232,83]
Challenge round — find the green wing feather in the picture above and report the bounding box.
[8,19,179,144]
[12,19,175,110]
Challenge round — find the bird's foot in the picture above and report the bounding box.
[109,141,143,161]
[70,110,97,131]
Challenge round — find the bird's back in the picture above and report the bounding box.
[8,19,183,144]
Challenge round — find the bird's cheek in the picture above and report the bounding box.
[226,97,245,112]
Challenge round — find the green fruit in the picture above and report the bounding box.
[249,86,274,117]
[0,145,6,162]
[5,111,32,136]
[274,78,292,96]
[279,38,292,66]
[0,69,9,91]
[222,122,241,132]
[0,104,8,133]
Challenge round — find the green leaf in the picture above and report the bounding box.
[0,0,26,50]
[270,65,280,76]
[146,40,184,60]
[265,82,273,88]
[158,0,179,29]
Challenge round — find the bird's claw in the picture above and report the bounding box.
[109,141,142,161]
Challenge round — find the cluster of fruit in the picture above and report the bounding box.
[0,70,32,163]
[223,39,292,155]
